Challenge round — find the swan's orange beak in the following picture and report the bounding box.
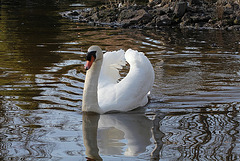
[85,55,95,70]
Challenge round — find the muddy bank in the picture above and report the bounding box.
[61,1,240,30]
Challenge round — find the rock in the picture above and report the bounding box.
[118,9,136,21]
[180,12,191,27]
[225,3,232,9]
[156,14,172,26]
[191,14,211,23]
[148,0,156,7]
[91,12,99,22]
[233,25,240,30]
[187,6,198,13]
[69,11,79,16]
[227,25,240,30]
[153,7,167,15]
[224,3,234,15]
[162,4,173,13]
[174,2,187,17]
[189,0,202,5]
[119,9,151,27]
[232,3,239,11]
[180,20,190,28]
[234,15,240,25]
[136,9,152,24]
[61,1,240,31]
[98,9,118,23]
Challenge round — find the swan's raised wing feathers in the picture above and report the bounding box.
[116,49,154,107]
[125,49,146,67]
[98,49,154,113]
[99,49,126,87]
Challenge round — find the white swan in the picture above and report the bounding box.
[82,45,154,114]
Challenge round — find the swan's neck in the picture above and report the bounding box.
[82,59,103,113]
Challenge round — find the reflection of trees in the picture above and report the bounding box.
[151,113,165,161]
[0,1,71,160]
[133,29,240,108]
[0,0,64,111]
[158,104,240,160]
[0,0,62,73]
[0,106,8,160]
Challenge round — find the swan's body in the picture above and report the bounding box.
[82,46,154,114]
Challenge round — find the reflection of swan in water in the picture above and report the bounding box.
[82,112,153,160]
[82,113,102,161]
[98,113,152,156]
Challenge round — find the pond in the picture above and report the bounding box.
[0,0,240,160]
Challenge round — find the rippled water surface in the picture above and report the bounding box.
[1,1,240,160]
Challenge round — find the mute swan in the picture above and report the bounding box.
[82,45,154,114]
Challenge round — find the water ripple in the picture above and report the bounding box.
[32,56,85,110]
[159,111,239,160]
[1,10,240,160]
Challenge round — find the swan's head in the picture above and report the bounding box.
[85,46,103,70]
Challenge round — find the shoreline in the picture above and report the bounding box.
[61,1,240,31]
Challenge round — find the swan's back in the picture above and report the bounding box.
[98,49,154,113]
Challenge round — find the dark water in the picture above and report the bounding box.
[0,1,240,160]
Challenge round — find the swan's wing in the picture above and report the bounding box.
[98,49,126,87]
[116,49,155,104]
[98,49,154,113]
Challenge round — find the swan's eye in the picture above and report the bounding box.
[86,51,96,61]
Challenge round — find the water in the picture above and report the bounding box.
[0,1,240,160]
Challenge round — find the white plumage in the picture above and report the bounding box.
[82,46,154,114]
[99,49,126,86]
